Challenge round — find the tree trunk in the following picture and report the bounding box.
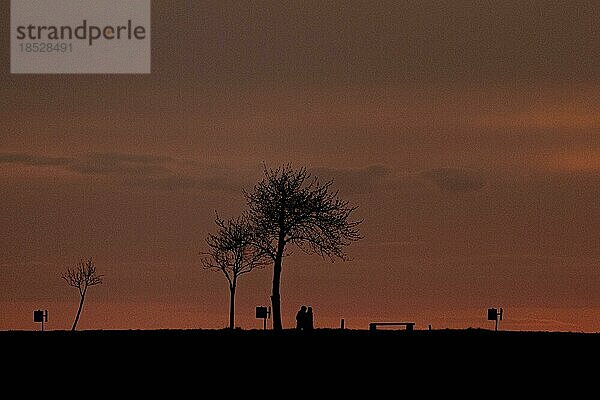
[271,236,285,330]
[71,293,85,331]
[229,284,236,329]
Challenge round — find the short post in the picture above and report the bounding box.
[340,318,345,330]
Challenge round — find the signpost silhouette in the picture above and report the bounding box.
[487,307,503,331]
[255,306,271,330]
[33,310,48,331]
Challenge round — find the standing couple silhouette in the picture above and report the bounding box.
[295,305,314,331]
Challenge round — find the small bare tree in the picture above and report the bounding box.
[202,215,268,329]
[62,258,103,331]
[246,165,362,330]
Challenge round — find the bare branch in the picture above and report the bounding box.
[61,257,103,331]
[246,164,363,261]
[200,214,269,286]
[62,258,103,296]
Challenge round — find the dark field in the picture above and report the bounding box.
[2,329,595,388]
[4,328,597,358]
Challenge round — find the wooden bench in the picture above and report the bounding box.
[369,322,415,331]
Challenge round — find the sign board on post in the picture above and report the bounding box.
[487,308,497,321]
[34,309,48,331]
[256,306,268,319]
[34,310,43,322]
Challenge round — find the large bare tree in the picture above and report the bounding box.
[62,258,103,331]
[202,215,268,329]
[245,165,362,330]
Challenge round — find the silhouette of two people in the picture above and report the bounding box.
[295,305,313,331]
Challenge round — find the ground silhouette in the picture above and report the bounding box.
[2,328,593,383]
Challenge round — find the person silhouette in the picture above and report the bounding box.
[306,307,314,331]
[296,306,307,331]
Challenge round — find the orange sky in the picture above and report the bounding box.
[1,1,600,332]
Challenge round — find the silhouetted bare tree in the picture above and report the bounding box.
[202,215,268,329]
[62,258,103,331]
[246,165,362,330]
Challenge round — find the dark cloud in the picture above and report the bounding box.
[0,152,244,192]
[313,165,490,195]
[130,168,249,192]
[0,153,72,166]
[68,153,171,176]
[312,165,394,194]
[421,168,485,192]
[0,152,170,176]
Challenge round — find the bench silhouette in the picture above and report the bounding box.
[369,322,415,331]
